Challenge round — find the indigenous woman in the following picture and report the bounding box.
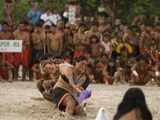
[114,88,152,120]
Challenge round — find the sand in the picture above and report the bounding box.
[0,81,160,120]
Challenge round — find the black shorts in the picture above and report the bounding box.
[52,87,68,106]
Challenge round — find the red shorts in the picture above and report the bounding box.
[14,48,30,67]
[4,53,14,65]
[21,48,30,67]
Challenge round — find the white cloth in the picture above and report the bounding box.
[40,13,61,25]
[100,38,112,54]
[132,70,139,77]
[95,107,109,120]
[155,71,160,77]
[59,62,74,75]
[68,5,76,24]
[63,11,68,18]
[49,14,61,25]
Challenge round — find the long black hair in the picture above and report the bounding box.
[113,88,152,120]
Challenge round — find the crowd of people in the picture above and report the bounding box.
[0,1,160,86]
[0,1,158,119]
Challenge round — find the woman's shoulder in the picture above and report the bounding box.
[119,109,142,120]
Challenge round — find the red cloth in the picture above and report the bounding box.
[14,53,21,66]
[0,69,8,80]
[13,48,30,67]
[21,48,30,67]
[74,51,84,58]
[4,53,14,65]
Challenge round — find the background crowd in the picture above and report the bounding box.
[0,0,160,85]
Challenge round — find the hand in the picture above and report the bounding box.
[75,87,82,93]
[92,79,96,83]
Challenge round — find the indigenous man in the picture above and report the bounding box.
[113,67,127,85]
[94,60,112,85]
[47,21,64,57]
[13,21,30,80]
[89,35,104,58]
[31,23,46,65]
[130,60,150,85]
[4,0,14,24]
[73,58,92,103]
[51,62,85,115]
[73,24,87,51]
[154,63,160,86]
[37,60,60,102]
[0,22,14,81]
[63,23,74,55]
[146,63,160,86]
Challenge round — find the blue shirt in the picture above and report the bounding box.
[27,9,42,25]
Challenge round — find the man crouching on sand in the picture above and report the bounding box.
[52,62,91,115]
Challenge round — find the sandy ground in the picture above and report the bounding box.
[0,82,160,120]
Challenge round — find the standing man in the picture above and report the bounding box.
[0,22,14,81]
[31,23,46,65]
[14,21,31,80]
[47,21,64,57]
[4,0,14,25]
[27,2,42,25]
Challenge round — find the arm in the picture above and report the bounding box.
[67,75,82,93]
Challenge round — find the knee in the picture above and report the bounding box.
[37,80,45,93]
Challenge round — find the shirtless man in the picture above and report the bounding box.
[63,23,74,53]
[14,21,30,80]
[37,61,60,102]
[89,35,104,58]
[52,62,85,115]
[73,24,87,51]
[0,22,14,81]
[0,22,13,39]
[4,0,14,24]
[73,59,90,89]
[47,21,64,57]
[113,67,127,85]
[31,23,46,65]
[130,60,149,85]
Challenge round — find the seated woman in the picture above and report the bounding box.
[113,88,152,120]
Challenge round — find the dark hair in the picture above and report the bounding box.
[35,20,44,27]
[114,88,152,120]
[90,35,99,43]
[1,21,9,26]
[19,20,29,25]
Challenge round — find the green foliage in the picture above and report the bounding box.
[80,0,100,15]
[0,0,4,22]
[0,0,159,24]
[12,0,30,24]
[48,0,68,12]
[115,0,160,23]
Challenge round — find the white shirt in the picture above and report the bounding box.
[40,13,61,25]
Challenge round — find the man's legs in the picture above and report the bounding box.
[8,68,13,82]
[62,95,76,115]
